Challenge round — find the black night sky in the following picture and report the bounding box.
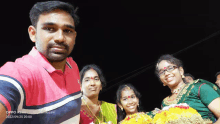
[2,0,220,111]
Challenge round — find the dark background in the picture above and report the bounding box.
[2,0,220,111]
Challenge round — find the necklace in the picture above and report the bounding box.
[172,83,185,94]
[82,98,104,124]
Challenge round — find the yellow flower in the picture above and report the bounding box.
[153,104,205,124]
[120,113,153,124]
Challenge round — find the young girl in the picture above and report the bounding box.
[116,84,145,123]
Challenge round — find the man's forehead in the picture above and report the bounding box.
[186,76,192,79]
[37,10,74,25]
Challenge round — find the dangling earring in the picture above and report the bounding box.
[137,104,139,108]
[163,83,166,86]
[182,75,185,78]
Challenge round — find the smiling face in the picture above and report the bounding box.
[157,60,184,88]
[119,88,139,115]
[28,9,77,62]
[81,69,102,98]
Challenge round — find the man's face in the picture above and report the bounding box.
[29,9,77,62]
[185,76,194,83]
[215,74,220,88]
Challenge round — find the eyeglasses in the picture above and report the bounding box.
[158,66,178,76]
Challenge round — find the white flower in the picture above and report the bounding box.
[162,103,189,110]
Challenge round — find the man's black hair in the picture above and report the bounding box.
[29,1,79,27]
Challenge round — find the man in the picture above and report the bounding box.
[215,72,220,88]
[184,73,195,83]
[0,1,81,123]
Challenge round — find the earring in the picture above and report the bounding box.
[120,107,123,111]
[163,83,166,86]
[138,104,139,108]
[182,75,185,78]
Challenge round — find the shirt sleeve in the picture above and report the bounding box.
[0,62,22,115]
[200,83,220,106]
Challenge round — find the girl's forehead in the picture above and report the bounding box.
[121,89,135,95]
[157,60,175,69]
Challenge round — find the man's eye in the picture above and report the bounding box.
[43,27,55,32]
[64,29,73,33]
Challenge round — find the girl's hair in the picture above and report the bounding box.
[155,54,183,77]
[116,84,143,123]
[80,64,107,88]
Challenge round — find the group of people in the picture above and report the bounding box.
[184,71,220,89]
[79,54,220,124]
[0,1,219,124]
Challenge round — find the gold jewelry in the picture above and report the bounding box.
[163,83,166,86]
[172,84,185,94]
[120,107,123,111]
[82,98,104,124]
[182,75,185,78]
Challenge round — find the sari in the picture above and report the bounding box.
[80,101,117,124]
[161,79,220,123]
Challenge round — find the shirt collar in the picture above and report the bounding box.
[28,47,72,73]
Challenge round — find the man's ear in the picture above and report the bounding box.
[28,26,36,43]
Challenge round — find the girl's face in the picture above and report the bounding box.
[119,88,139,115]
[81,69,102,98]
[157,60,184,88]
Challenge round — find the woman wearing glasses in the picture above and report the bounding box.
[79,64,117,124]
[156,54,220,124]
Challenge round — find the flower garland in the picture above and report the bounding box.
[120,112,153,124]
[153,103,205,124]
[119,104,207,124]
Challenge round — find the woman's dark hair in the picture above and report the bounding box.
[116,84,143,123]
[155,54,183,77]
[80,64,107,88]
[29,1,79,27]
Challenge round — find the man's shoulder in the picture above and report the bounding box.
[0,55,40,83]
[1,55,37,72]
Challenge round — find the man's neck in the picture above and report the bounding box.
[49,59,66,72]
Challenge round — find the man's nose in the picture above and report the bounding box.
[54,29,65,43]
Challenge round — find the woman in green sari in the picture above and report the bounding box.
[155,54,220,124]
[79,64,117,124]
